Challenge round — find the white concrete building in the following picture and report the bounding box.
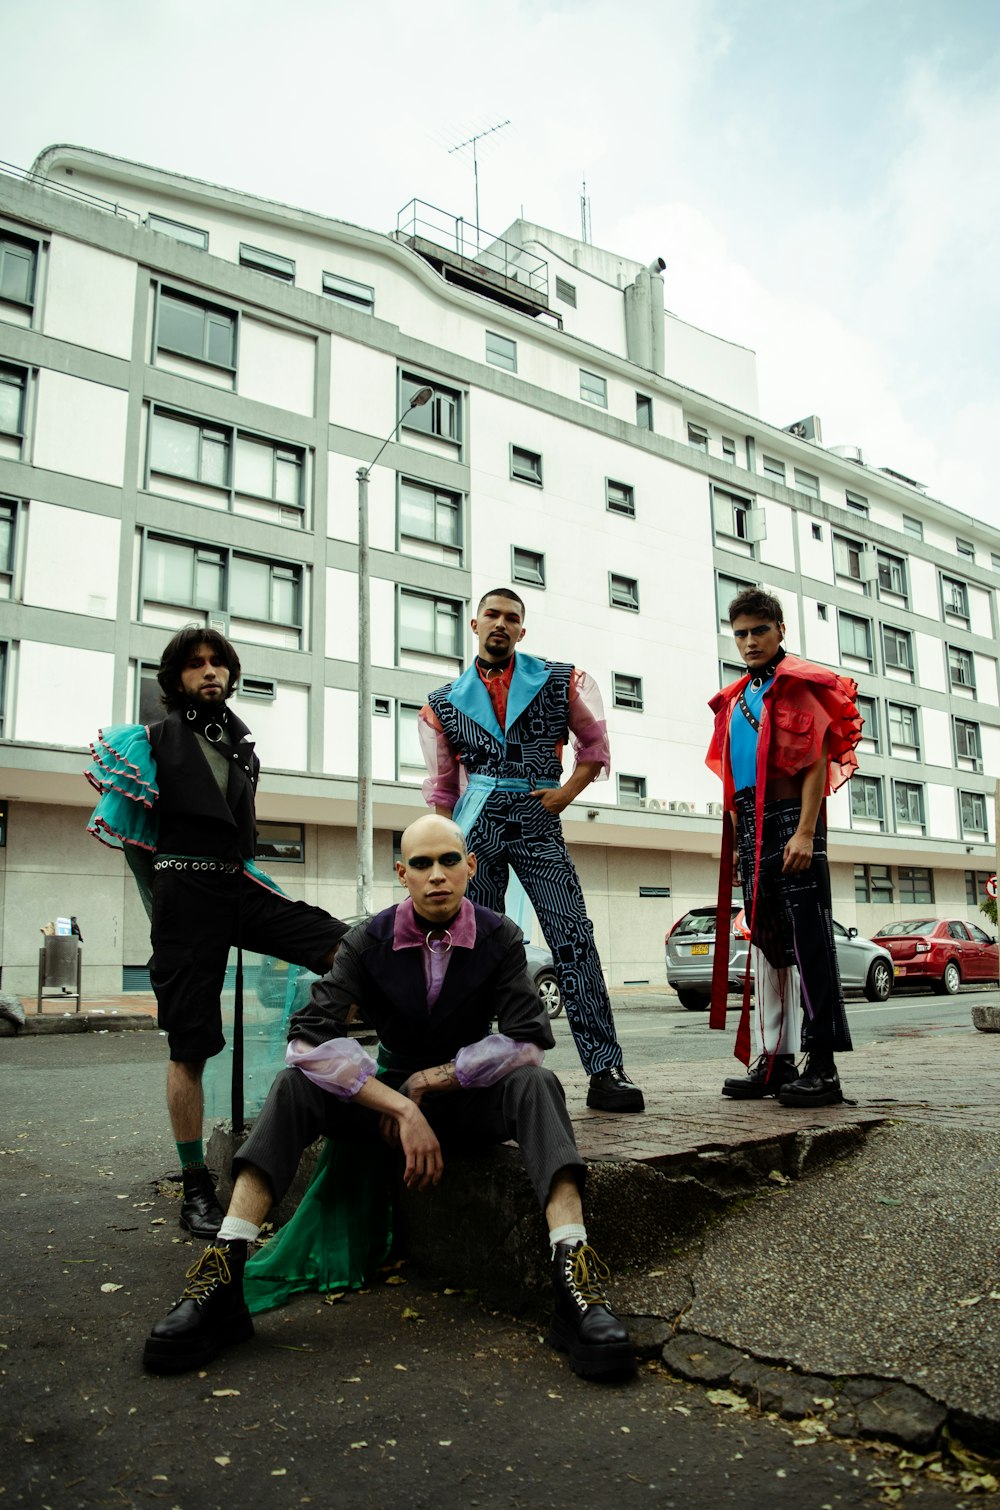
[0,146,996,996]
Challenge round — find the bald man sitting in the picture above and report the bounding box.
[143,815,634,1381]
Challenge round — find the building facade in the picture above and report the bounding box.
[0,146,995,996]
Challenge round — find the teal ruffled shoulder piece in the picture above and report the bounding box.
[84,724,159,852]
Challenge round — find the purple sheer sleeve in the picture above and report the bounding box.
[418,706,462,809]
[285,1036,378,1099]
[568,669,610,778]
[453,1033,544,1089]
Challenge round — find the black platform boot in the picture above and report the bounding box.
[179,1163,224,1238]
[777,1053,843,1107]
[547,1241,636,1379]
[722,1053,797,1100]
[143,1241,254,1374]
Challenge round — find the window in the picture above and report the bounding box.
[396,702,426,781]
[606,479,635,518]
[960,790,989,835]
[156,287,237,371]
[954,717,982,766]
[146,214,208,250]
[239,243,295,282]
[902,514,923,540]
[992,553,1000,573]
[887,702,919,753]
[0,362,27,437]
[717,572,755,626]
[612,673,644,711]
[794,468,819,498]
[617,774,646,805]
[609,573,639,612]
[256,822,305,863]
[877,551,907,601]
[0,229,38,308]
[838,611,873,668]
[635,393,652,430]
[512,546,545,588]
[833,533,867,584]
[941,575,969,620]
[141,534,303,646]
[712,486,758,544]
[486,332,517,372]
[720,659,745,685]
[811,523,823,541]
[401,372,462,446]
[855,863,893,902]
[580,370,607,407]
[511,445,542,486]
[322,271,374,312]
[817,603,828,620]
[0,797,7,845]
[898,866,934,904]
[398,477,462,563]
[722,436,737,464]
[398,590,462,664]
[147,408,306,520]
[845,490,870,517]
[956,538,975,561]
[555,276,577,307]
[241,677,276,700]
[687,422,709,452]
[0,641,8,737]
[856,693,879,752]
[948,645,975,691]
[965,870,993,905]
[762,455,785,482]
[894,780,925,830]
[882,624,913,675]
[851,774,884,827]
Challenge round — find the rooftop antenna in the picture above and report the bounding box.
[449,119,511,248]
[580,178,592,244]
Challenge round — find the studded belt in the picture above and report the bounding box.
[153,856,241,875]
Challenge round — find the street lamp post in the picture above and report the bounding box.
[356,386,433,914]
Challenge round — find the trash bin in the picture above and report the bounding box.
[37,936,82,1014]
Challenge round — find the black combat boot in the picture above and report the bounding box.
[547,1241,636,1379]
[143,1241,254,1374]
[777,1053,843,1107]
[722,1053,797,1100]
[179,1163,224,1238]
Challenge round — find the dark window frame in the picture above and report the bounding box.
[255,821,305,863]
[155,285,238,373]
[511,545,545,589]
[146,403,306,517]
[397,588,464,665]
[609,572,640,612]
[0,226,40,309]
[612,672,644,711]
[605,478,635,518]
[322,271,374,312]
[510,444,543,486]
[400,370,463,448]
[485,331,517,372]
[239,243,295,283]
[397,475,464,562]
[140,530,305,642]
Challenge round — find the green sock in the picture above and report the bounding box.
[176,1139,205,1171]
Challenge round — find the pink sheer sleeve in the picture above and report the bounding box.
[568,669,610,779]
[285,1036,378,1099]
[418,705,461,809]
[453,1034,544,1088]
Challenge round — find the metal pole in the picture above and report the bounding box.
[356,465,373,915]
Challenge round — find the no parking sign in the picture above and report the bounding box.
[986,876,998,900]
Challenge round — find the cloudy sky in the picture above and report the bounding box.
[7,0,999,524]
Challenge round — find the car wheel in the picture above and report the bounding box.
[677,989,710,1011]
[535,969,564,1019]
[937,960,961,996]
[864,958,893,1003]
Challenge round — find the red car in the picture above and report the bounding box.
[871,918,998,994]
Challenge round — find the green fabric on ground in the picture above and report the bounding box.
[176,1139,205,1170]
[243,1140,392,1315]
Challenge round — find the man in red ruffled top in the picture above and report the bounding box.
[705,588,862,1106]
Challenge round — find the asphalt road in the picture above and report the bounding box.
[0,1031,978,1510]
[546,990,983,1071]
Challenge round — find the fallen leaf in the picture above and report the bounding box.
[620,1426,631,1434]
[100,1283,123,1293]
[957,1296,982,1308]
[393,1364,407,1372]
[271,1467,287,1475]
[767,1170,791,1186]
[438,1440,452,1447]
[401,1307,421,1321]
[350,1442,368,1451]
[706,1389,749,1412]
[671,1406,691,1416]
[385,1275,407,1286]
[212,1389,240,1397]
[875,1197,902,1207]
[214,1456,231,1467]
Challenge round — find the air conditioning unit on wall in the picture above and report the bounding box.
[667,800,694,814]
[706,802,723,817]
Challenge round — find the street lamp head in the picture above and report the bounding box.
[411,385,433,408]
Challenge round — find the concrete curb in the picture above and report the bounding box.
[0,1012,157,1036]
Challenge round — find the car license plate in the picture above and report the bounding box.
[893,965,901,976]
[691,944,710,956]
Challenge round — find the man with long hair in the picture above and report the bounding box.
[86,628,347,1237]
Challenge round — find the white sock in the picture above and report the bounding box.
[217,1216,260,1244]
[549,1222,587,1255]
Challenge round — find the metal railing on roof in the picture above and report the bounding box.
[396,198,547,300]
[0,159,141,223]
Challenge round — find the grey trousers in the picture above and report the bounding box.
[234,1063,584,1211]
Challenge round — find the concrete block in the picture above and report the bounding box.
[972,1002,1000,1032]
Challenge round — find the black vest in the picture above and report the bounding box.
[148,708,259,860]
[427,661,571,786]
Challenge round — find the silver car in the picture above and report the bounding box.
[665,905,893,1010]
